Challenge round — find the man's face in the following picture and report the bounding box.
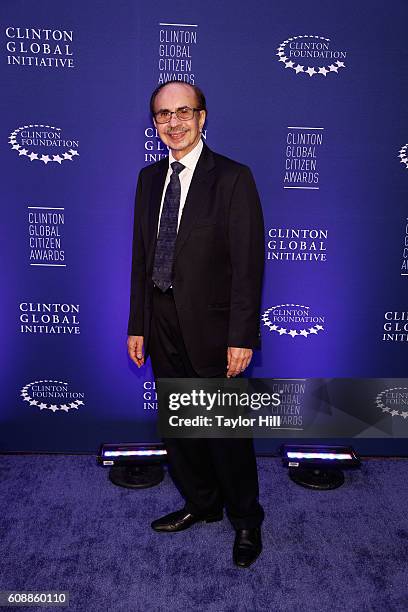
[153,83,206,160]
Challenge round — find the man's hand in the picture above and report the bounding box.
[127,335,145,367]
[227,347,253,378]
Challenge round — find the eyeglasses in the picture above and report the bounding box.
[154,106,202,124]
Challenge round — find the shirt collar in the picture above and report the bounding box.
[168,138,203,172]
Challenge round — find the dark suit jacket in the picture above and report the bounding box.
[127,143,265,376]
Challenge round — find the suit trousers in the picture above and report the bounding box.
[149,285,264,530]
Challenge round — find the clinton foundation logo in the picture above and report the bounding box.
[262,304,325,339]
[401,218,408,275]
[9,124,79,165]
[398,144,408,170]
[375,387,408,420]
[276,35,347,78]
[20,380,85,413]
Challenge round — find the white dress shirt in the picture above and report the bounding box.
[157,137,203,235]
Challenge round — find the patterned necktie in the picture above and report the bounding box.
[152,161,185,291]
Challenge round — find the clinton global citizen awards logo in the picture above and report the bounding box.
[5,26,75,68]
[276,35,347,77]
[9,124,79,165]
[284,127,324,189]
[21,380,85,413]
[28,206,66,267]
[144,21,200,163]
[158,22,198,84]
[262,303,325,339]
[270,380,306,429]
[375,387,408,420]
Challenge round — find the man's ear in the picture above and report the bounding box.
[199,110,206,130]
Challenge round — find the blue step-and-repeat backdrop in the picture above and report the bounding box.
[1,1,408,454]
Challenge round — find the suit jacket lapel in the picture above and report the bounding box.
[174,143,216,259]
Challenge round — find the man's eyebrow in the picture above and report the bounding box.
[155,105,190,113]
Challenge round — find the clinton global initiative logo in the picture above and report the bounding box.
[262,303,325,339]
[20,380,85,412]
[9,124,79,165]
[144,127,207,163]
[143,380,157,410]
[276,35,347,77]
[5,27,75,68]
[382,311,408,342]
[19,302,80,334]
[375,387,408,420]
[398,144,408,170]
[267,227,327,262]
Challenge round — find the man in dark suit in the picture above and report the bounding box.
[127,81,265,568]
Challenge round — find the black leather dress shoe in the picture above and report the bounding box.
[233,528,262,568]
[151,509,223,532]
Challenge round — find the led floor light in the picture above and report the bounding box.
[280,444,361,490]
[98,443,167,489]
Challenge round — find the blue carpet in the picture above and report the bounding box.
[0,455,407,612]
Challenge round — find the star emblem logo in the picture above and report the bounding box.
[262,304,325,339]
[20,380,85,412]
[399,144,408,170]
[276,35,346,78]
[375,387,408,420]
[8,125,79,164]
